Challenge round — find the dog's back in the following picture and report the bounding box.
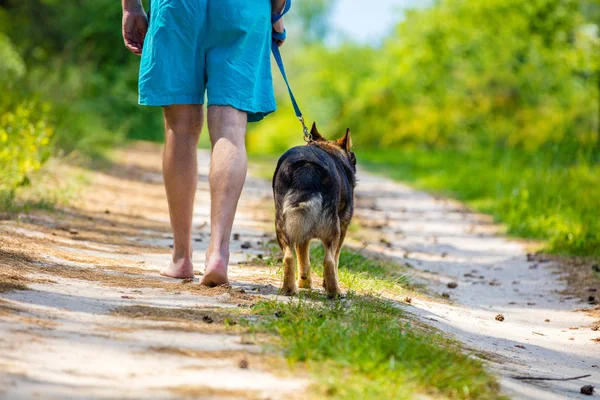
[273,145,353,247]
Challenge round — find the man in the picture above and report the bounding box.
[121,0,286,286]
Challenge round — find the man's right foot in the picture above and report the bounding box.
[201,254,229,287]
[160,257,194,279]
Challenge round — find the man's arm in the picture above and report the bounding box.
[122,0,148,55]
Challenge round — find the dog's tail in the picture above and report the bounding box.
[282,190,323,244]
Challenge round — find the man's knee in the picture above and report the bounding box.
[208,105,247,134]
[164,104,203,135]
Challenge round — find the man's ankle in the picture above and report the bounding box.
[172,249,192,262]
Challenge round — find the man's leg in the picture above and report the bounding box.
[159,104,203,279]
[201,105,248,286]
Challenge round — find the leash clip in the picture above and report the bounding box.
[299,116,312,142]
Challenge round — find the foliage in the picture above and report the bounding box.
[248,42,376,151]
[0,0,161,156]
[0,33,25,81]
[0,33,54,204]
[0,102,54,194]
[291,0,337,44]
[336,0,598,152]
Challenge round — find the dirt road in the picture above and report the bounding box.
[352,170,599,399]
[1,144,598,399]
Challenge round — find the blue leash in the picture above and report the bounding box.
[271,0,312,142]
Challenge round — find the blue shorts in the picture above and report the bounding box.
[138,0,276,122]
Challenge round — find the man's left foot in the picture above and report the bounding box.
[201,254,229,287]
[160,257,194,279]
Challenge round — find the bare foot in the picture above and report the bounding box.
[160,257,194,279]
[201,253,229,287]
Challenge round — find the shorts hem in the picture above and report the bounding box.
[207,98,276,123]
[138,93,205,106]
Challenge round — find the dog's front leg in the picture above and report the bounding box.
[296,241,312,289]
[281,246,297,296]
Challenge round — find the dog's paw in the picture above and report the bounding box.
[280,285,298,296]
[326,286,343,299]
[297,278,312,289]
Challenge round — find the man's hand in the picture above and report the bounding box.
[271,0,286,47]
[273,18,285,47]
[122,5,148,55]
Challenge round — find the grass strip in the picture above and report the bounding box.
[248,293,501,399]
[310,246,411,294]
[246,247,502,399]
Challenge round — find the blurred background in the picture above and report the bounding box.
[0,0,598,257]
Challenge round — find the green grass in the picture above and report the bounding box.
[359,148,600,258]
[248,246,501,399]
[248,292,501,399]
[310,245,412,294]
[257,242,412,294]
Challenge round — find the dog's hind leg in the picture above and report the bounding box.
[296,241,311,289]
[335,224,349,270]
[322,239,342,298]
[281,245,297,296]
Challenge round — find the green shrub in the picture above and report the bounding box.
[0,33,55,204]
[0,33,25,81]
[0,102,54,195]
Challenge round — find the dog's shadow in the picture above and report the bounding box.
[233,280,339,300]
[234,281,281,296]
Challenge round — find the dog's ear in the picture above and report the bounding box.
[310,122,325,141]
[336,128,353,152]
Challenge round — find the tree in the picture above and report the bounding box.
[290,0,337,44]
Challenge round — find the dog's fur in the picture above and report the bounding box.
[272,123,356,297]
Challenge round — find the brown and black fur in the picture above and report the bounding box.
[272,123,356,298]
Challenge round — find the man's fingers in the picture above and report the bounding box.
[122,12,148,55]
[276,39,285,48]
[124,40,142,55]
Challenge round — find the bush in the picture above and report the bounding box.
[339,0,598,153]
[0,102,54,196]
[0,33,55,204]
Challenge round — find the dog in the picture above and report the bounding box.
[272,123,356,298]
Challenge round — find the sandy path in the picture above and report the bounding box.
[351,169,599,399]
[1,144,598,399]
[0,146,306,400]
